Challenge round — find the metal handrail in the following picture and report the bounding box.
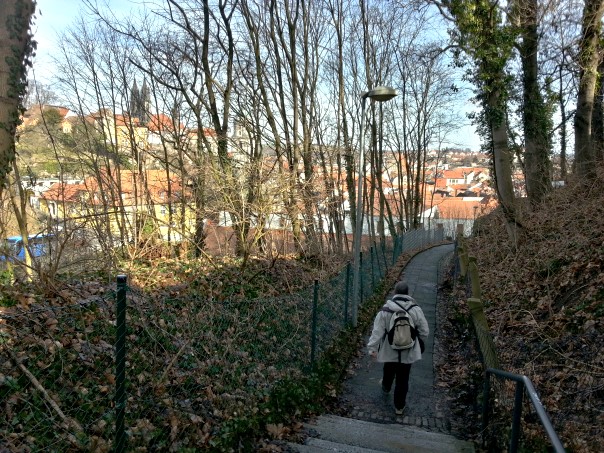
[483,368,565,453]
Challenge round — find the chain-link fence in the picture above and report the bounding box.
[1,227,444,451]
[1,290,118,452]
[436,247,454,286]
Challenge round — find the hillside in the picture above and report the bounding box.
[460,176,604,451]
[2,174,603,451]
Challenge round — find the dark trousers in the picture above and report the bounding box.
[382,362,412,410]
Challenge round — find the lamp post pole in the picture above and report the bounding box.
[350,96,368,327]
[351,86,397,327]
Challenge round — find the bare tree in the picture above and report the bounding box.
[435,0,519,240]
[574,0,604,179]
[540,0,579,182]
[512,0,553,204]
[29,0,473,266]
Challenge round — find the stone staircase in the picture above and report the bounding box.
[287,415,475,453]
[285,245,476,453]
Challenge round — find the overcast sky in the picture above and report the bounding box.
[30,0,482,151]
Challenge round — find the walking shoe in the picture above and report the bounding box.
[395,406,406,416]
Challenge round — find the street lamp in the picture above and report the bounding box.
[351,85,397,326]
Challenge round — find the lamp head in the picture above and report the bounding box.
[363,85,397,102]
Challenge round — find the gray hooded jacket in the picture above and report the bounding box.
[367,294,429,363]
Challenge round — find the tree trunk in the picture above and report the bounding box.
[574,0,604,179]
[558,62,568,182]
[518,0,551,204]
[488,87,518,241]
[0,0,35,187]
[592,47,604,163]
[330,0,353,252]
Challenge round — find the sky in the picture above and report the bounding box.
[32,0,134,82]
[31,0,482,151]
[31,0,72,82]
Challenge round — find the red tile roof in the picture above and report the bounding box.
[40,182,87,203]
[115,114,142,127]
[41,170,189,206]
[147,114,183,133]
[443,168,470,179]
[435,198,483,219]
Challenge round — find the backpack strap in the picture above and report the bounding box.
[392,300,417,314]
[380,306,395,341]
[381,302,418,343]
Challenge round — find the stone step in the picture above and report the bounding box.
[288,415,475,453]
[287,437,386,452]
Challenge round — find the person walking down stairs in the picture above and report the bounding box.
[367,280,429,416]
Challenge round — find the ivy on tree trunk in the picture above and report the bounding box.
[0,0,36,188]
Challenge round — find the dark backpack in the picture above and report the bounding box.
[385,301,418,350]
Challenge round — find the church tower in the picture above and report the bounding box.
[140,79,151,123]
[130,80,140,118]
[129,79,150,122]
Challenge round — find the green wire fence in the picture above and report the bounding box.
[0,227,444,451]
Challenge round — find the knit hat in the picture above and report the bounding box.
[394,281,408,295]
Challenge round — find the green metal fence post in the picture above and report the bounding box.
[344,262,351,326]
[398,233,402,258]
[373,241,382,278]
[310,279,319,370]
[360,251,364,306]
[115,274,128,453]
[370,246,375,290]
[380,237,388,274]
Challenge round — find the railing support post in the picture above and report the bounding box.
[469,256,481,299]
[484,369,565,453]
[510,381,524,453]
